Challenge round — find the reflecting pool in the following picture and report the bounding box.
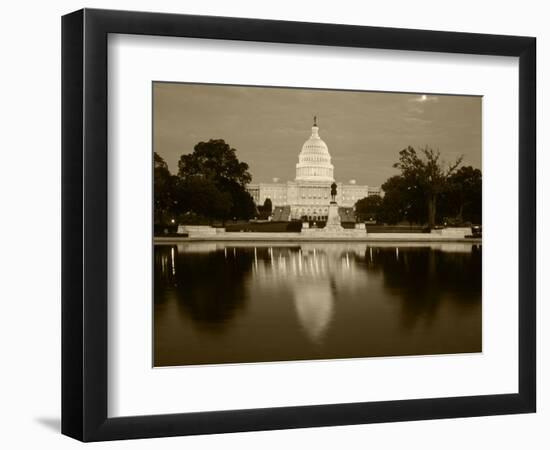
[154,242,481,366]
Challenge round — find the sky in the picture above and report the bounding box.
[153,82,481,187]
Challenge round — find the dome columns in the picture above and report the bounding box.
[295,120,334,183]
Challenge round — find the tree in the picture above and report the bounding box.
[257,198,273,219]
[217,178,256,220]
[393,146,463,228]
[379,175,426,225]
[355,195,382,222]
[444,166,482,224]
[263,198,273,216]
[154,152,177,224]
[379,178,406,224]
[175,176,232,221]
[178,139,251,187]
[177,139,255,221]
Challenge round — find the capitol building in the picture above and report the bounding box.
[247,118,380,222]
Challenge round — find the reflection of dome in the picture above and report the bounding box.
[292,282,334,343]
[295,118,334,182]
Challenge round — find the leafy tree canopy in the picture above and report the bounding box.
[393,146,463,227]
[154,140,257,223]
[175,176,232,221]
[355,195,382,222]
[393,146,463,193]
[217,178,256,220]
[442,166,482,224]
[379,175,426,225]
[263,198,273,214]
[178,139,252,187]
[154,152,178,224]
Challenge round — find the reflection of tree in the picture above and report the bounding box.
[154,246,254,333]
[155,243,481,339]
[365,245,481,329]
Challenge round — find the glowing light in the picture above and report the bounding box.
[170,247,175,275]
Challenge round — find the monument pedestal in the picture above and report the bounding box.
[324,201,343,232]
[301,200,366,238]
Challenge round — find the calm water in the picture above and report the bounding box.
[154,242,481,366]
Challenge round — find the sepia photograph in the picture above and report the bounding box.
[56,6,538,443]
[153,82,482,367]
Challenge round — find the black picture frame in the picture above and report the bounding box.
[62,8,536,442]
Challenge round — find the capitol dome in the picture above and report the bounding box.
[295,117,334,182]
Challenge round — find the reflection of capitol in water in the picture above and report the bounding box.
[172,243,372,343]
[245,244,369,343]
[154,242,482,366]
[251,245,367,281]
[160,242,481,346]
[293,283,334,343]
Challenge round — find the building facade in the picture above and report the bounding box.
[247,119,380,221]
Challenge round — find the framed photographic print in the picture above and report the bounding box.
[62,8,536,441]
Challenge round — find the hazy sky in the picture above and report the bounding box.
[153,83,481,186]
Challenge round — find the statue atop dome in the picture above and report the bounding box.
[313,115,317,127]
